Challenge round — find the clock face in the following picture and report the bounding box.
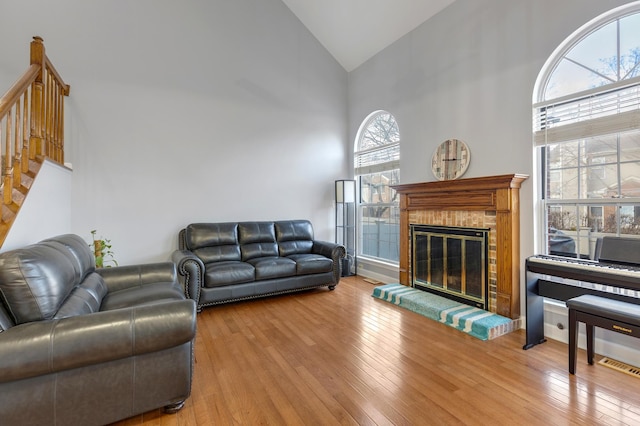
[431,139,470,181]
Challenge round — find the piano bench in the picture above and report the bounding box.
[566,294,640,375]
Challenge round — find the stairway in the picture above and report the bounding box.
[0,157,43,245]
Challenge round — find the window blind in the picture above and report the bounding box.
[534,79,640,145]
[355,142,400,175]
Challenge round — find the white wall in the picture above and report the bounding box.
[0,0,348,263]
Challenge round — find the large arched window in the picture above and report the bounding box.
[533,2,640,258]
[354,111,400,263]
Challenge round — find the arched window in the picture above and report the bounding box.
[533,2,640,258]
[354,111,400,263]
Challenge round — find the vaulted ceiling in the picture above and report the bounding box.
[281,0,456,71]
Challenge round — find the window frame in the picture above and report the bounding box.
[533,3,640,258]
[354,110,401,264]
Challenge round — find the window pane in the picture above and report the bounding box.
[584,164,618,198]
[547,167,578,199]
[357,112,399,151]
[359,171,399,204]
[576,205,594,258]
[547,142,579,168]
[620,162,640,197]
[547,205,577,257]
[358,169,400,262]
[620,204,640,235]
[566,21,617,82]
[620,130,640,162]
[587,205,605,233]
[583,135,617,165]
[620,13,640,79]
[602,205,620,233]
[545,58,612,100]
[548,205,577,231]
[360,205,400,261]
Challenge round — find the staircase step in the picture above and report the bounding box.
[1,204,16,224]
[20,172,34,190]
[10,190,25,208]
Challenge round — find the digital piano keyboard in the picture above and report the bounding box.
[524,236,640,350]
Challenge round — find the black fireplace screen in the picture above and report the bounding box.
[411,224,489,309]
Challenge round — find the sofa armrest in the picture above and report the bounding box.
[0,299,196,384]
[313,240,346,260]
[171,250,204,307]
[312,241,346,284]
[96,262,178,293]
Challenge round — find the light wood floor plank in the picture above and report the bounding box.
[111,276,640,425]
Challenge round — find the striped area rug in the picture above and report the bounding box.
[372,283,516,340]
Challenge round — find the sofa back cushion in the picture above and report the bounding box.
[238,222,278,261]
[185,223,242,263]
[0,236,86,324]
[41,234,96,284]
[276,220,314,256]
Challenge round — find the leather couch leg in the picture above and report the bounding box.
[163,400,186,414]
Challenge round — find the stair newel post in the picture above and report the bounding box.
[29,36,45,160]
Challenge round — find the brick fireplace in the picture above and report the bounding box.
[393,174,528,319]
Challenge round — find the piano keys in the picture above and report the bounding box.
[524,236,640,350]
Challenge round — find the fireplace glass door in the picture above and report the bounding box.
[412,225,489,309]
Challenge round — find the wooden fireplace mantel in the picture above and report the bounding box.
[393,174,528,319]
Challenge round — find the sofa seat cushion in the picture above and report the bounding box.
[247,257,296,280]
[204,261,255,288]
[100,281,185,311]
[287,254,333,275]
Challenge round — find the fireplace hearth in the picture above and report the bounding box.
[411,224,489,309]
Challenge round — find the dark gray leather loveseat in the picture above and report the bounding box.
[0,234,197,426]
[172,220,345,311]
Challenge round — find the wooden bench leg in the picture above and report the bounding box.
[586,323,595,365]
[568,308,578,375]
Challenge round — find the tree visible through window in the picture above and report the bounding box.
[534,4,640,258]
[355,111,400,263]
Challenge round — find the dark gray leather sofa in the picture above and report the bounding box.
[0,234,197,426]
[172,220,345,311]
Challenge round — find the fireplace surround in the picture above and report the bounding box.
[393,174,528,319]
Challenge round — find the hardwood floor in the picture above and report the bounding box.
[112,276,640,425]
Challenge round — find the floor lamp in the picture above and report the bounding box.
[335,180,356,276]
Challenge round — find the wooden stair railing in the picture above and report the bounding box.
[0,36,70,246]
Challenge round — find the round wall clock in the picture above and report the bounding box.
[431,139,471,181]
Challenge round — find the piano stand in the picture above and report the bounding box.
[523,269,548,350]
[566,295,640,375]
[522,338,546,351]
